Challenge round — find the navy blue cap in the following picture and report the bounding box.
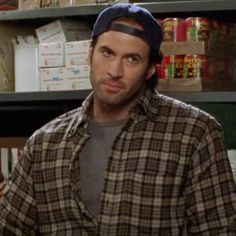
[92,3,162,52]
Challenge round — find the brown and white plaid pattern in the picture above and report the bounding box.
[1,89,236,235]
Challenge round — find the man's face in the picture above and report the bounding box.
[88,21,155,108]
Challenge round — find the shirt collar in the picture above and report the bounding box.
[67,91,94,137]
[68,88,159,137]
[131,88,159,122]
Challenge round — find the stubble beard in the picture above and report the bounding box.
[92,77,145,108]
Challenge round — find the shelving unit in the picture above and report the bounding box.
[0,0,236,21]
[1,90,236,103]
[0,0,236,148]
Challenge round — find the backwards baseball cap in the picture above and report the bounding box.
[92,3,162,52]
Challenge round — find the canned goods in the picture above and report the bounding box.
[160,55,175,79]
[218,21,229,45]
[162,18,186,42]
[216,59,234,80]
[174,55,185,78]
[228,23,236,46]
[183,55,211,79]
[185,17,210,41]
[209,19,219,43]
[160,55,184,79]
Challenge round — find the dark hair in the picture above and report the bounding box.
[146,49,162,91]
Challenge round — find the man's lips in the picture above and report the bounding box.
[102,81,124,92]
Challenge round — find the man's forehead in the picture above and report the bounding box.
[95,30,150,57]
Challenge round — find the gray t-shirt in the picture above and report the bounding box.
[79,118,127,218]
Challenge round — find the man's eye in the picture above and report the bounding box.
[102,49,112,57]
[127,56,139,64]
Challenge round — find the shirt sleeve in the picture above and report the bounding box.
[0,144,39,235]
[185,118,236,235]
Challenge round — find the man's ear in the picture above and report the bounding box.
[88,46,93,66]
[145,63,157,81]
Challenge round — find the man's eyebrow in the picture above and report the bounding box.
[126,52,142,59]
[99,45,113,51]
[99,45,142,59]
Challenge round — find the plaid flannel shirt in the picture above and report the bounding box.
[1,89,236,235]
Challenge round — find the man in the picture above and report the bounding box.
[0,172,6,198]
[0,3,236,235]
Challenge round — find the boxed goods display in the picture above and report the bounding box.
[65,65,91,90]
[38,39,91,91]
[65,40,90,66]
[73,0,97,4]
[35,19,91,43]
[38,42,65,67]
[40,65,91,91]
[59,0,73,7]
[40,67,66,91]
[18,0,39,10]
[38,0,59,8]
[73,0,129,4]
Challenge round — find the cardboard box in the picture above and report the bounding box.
[18,0,39,10]
[37,0,60,8]
[73,0,96,4]
[156,78,202,92]
[160,41,236,59]
[65,65,91,90]
[38,42,64,67]
[35,19,91,43]
[59,0,73,7]
[40,67,66,91]
[73,0,129,5]
[161,41,207,56]
[65,40,90,66]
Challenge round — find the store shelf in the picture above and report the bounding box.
[163,91,236,103]
[0,90,91,103]
[0,0,235,21]
[0,90,236,105]
[0,90,235,148]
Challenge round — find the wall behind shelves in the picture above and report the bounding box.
[191,102,236,149]
[0,100,81,137]
[1,99,235,149]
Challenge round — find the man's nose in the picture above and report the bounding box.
[108,58,123,78]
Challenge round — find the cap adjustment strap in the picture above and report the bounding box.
[109,22,146,41]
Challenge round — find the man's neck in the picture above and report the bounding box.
[90,101,131,123]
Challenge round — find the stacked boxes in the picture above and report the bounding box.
[35,19,91,43]
[65,40,90,66]
[38,42,64,68]
[37,19,92,91]
[18,0,129,9]
[65,40,91,90]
